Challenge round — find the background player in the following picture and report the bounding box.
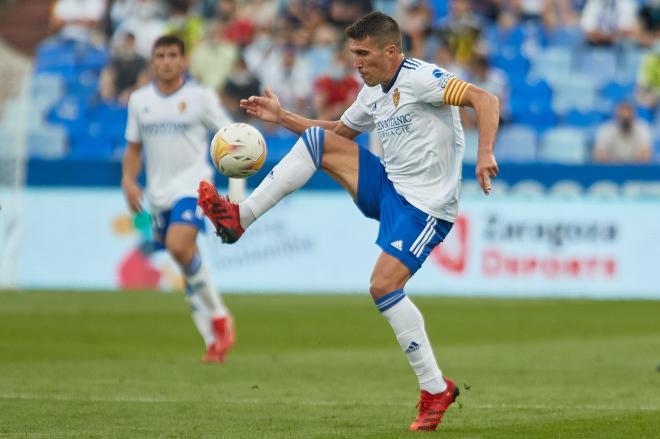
[198,11,499,430]
[122,35,235,363]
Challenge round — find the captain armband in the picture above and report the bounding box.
[442,78,470,106]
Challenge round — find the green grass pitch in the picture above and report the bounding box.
[0,291,658,438]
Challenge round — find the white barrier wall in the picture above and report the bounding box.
[14,188,660,298]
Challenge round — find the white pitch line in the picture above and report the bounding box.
[1,393,658,412]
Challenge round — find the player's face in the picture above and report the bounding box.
[151,45,186,82]
[349,37,399,87]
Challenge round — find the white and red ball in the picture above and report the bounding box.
[210,123,267,178]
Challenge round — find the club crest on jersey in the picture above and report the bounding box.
[178,101,187,113]
[392,88,400,108]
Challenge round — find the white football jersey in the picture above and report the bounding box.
[125,81,232,211]
[341,58,465,222]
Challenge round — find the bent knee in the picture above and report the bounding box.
[165,239,193,265]
[369,278,400,300]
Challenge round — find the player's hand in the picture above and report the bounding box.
[239,87,282,123]
[475,152,499,195]
[122,179,143,213]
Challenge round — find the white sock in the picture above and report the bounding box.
[239,127,324,229]
[184,253,228,318]
[377,290,447,394]
[185,288,215,347]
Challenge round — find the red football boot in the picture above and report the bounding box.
[202,315,235,364]
[409,378,459,432]
[197,180,244,243]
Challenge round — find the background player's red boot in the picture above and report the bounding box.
[197,181,244,243]
[202,315,235,364]
[409,378,459,432]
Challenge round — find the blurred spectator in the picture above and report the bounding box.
[48,0,106,44]
[312,40,361,120]
[221,57,261,122]
[538,0,581,48]
[98,65,117,102]
[259,45,313,117]
[306,23,342,80]
[580,0,637,46]
[109,0,143,34]
[327,0,373,27]
[104,32,148,104]
[635,0,660,47]
[164,0,205,52]
[432,40,465,79]
[237,0,277,32]
[215,0,254,46]
[190,21,239,92]
[509,0,545,22]
[282,0,327,31]
[395,0,432,59]
[636,41,660,111]
[593,101,652,163]
[461,52,509,128]
[437,0,482,64]
[112,0,167,59]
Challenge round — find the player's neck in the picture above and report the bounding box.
[382,54,405,87]
[155,77,185,95]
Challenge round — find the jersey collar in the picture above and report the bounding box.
[152,79,187,97]
[381,58,406,94]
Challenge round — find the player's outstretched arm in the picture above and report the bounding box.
[240,87,359,139]
[121,142,144,213]
[460,85,500,195]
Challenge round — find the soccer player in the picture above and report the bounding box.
[121,35,235,363]
[198,12,499,430]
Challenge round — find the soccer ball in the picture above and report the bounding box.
[210,123,267,178]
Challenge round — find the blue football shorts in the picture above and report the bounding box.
[355,147,453,274]
[151,197,205,251]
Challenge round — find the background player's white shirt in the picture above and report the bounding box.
[341,58,465,222]
[125,81,232,211]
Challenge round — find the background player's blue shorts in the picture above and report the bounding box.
[355,148,453,274]
[151,197,205,251]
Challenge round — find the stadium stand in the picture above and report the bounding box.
[0,0,657,166]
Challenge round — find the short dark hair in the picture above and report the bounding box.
[152,34,185,55]
[345,11,402,49]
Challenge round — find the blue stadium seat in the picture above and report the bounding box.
[35,40,108,79]
[599,80,635,106]
[462,128,478,164]
[86,102,129,151]
[35,41,77,75]
[47,95,88,140]
[538,127,589,164]
[66,70,100,107]
[562,109,604,128]
[484,23,526,58]
[551,73,598,114]
[529,47,573,86]
[541,26,583,49]
[494,125,537,162]
[68,133,114,158]
[576,48,618,86]
[30,74,64,104]
[490,50,530,80]
[618,47,646,82]
[562,109,603,145]
[27,124,68,159]
[510,79,556,131]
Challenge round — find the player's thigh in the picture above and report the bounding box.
[320,130,360,198]
[165,223,199,263]
[369,251,412,299]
